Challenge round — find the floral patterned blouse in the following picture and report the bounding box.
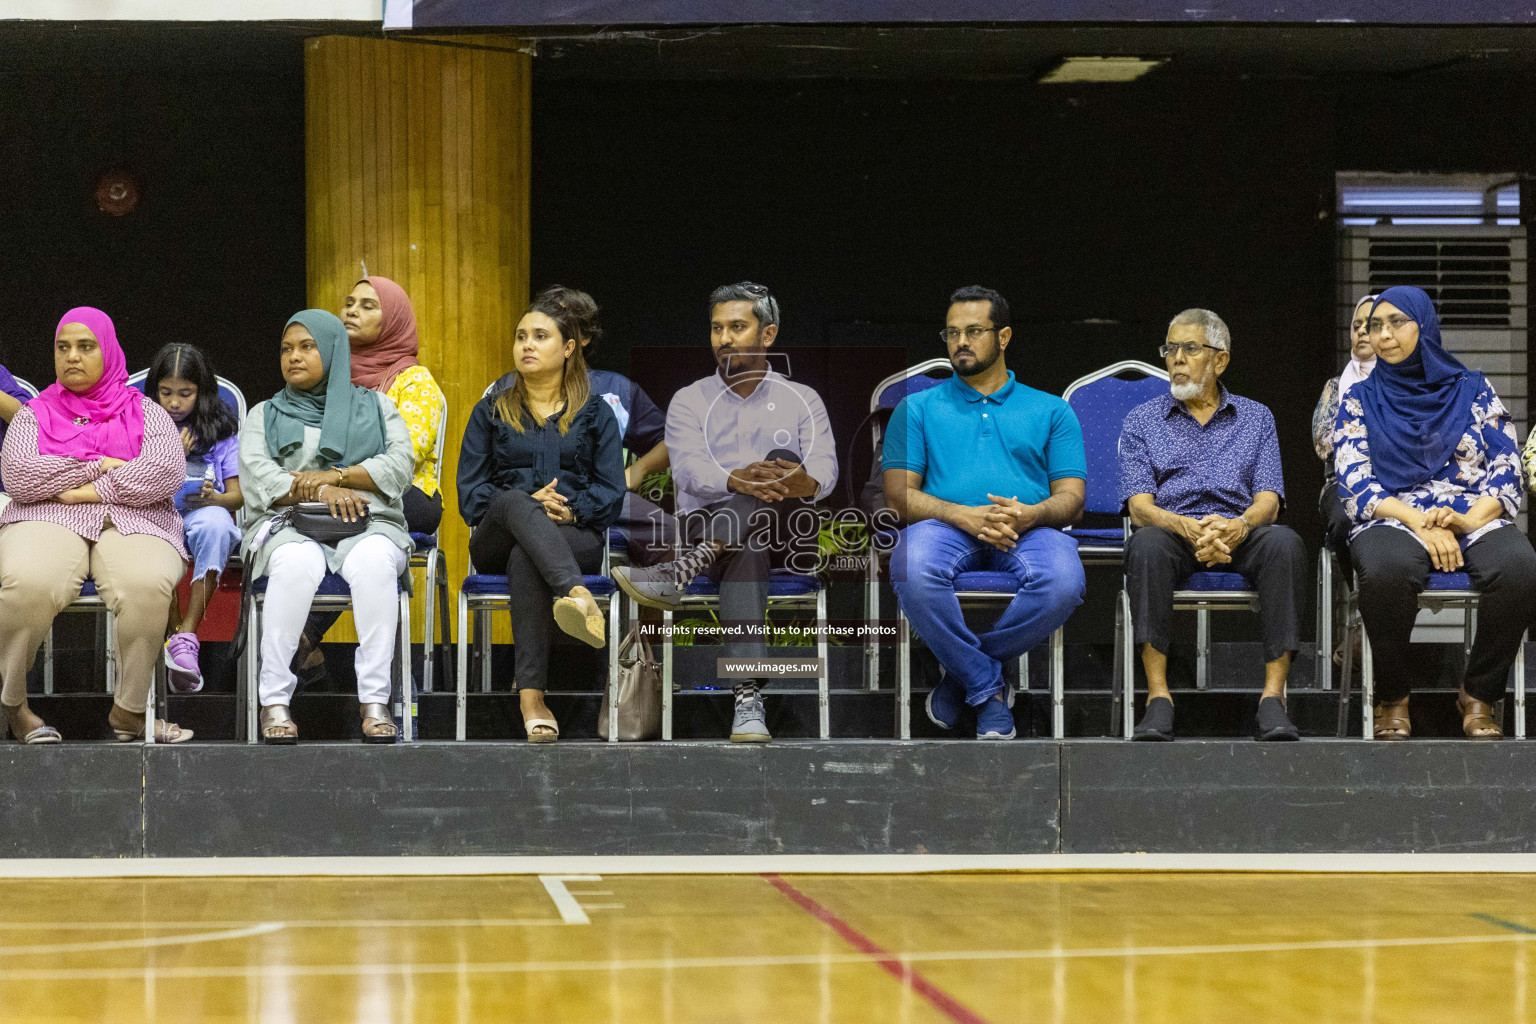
[384,364,444,497]
[1519,428,1536,495]
[1311,376,1343,491]
[1333,379,1522,546]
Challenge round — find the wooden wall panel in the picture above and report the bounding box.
[305,34,530,646]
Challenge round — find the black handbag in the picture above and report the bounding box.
[283,501,370,543]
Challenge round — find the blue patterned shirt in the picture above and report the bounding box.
[1119,384,1286,518]
[1334,378,1522,545]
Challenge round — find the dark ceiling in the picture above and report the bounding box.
[2,19,1536,81]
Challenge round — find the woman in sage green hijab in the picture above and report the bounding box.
[239,310,415,744]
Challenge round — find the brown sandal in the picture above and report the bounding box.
[360,703,398,744]
[1457,690,1503,740]
[259,705,298,745]
[1373,696,1411,740]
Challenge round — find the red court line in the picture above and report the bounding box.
[762,873,995,1024]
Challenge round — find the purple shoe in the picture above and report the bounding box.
[164,633,204,694]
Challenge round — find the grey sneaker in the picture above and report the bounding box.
[612,564,686,610]
[730,691,772,743]
[613,543,720,611]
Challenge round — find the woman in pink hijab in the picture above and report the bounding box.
[296,276,447,679]
[0,308,192,743]
[341,276,444,533]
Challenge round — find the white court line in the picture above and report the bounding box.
[540,875,601,925]
[0,930,1527,982]
[0,920,568,931]
[0,923,284,957]
[9,853,1536,877]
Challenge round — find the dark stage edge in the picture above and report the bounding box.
[10,741,1536,859]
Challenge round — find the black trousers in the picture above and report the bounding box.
[468,489,605,691]
[1320,481,1353,559]
[679,454,814,664]
[1126,524,1306,664]
[304,484,443,647]
[616,490,679,568]
[403,485,444,536]
[1350,524,1536,704]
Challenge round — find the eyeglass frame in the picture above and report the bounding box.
[939,325,1000,344]
[1367,315,1416,336]
[1158,342,1224,359]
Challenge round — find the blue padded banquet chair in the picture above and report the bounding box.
[1336,570,1526,740]
[242,566,415,743]
[1062,361,1171,735]
[409,388,453,695]
[1067,362,1270,738]
[660,570,829,740]
[866,359,1068,739]
[455,537,623,741]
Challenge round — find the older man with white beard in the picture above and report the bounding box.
[1119,309,1306,742]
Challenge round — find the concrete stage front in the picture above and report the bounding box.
[5,740,1535,859]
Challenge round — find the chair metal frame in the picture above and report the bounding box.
[1116,573,1263,738]
[37,375,244,718]
[1064,361,1243,739]
[1077,364,1269,738]
[454,540,623,741]
[863,358,952,693]
[242,573,414,744]
[860,360,1062,738]
[414,389,452,694]
[1333,554,1527,740]
[15,373,107,700]
[41,586,117,696]
[660,578,830,739]
[893,588,1064,740]
[1317,546,1337,691]
[126,369,248,425]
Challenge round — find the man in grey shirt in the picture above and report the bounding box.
[614,282,837,742]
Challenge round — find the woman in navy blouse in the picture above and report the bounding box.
[1335,286,1536,740]
[457,295,625,742]
[483,285,676,563]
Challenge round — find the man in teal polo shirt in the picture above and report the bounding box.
[883,286,1087,739]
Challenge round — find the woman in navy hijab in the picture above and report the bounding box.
[1334,285,1536,740]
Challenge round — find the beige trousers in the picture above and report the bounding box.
[0,521,185,713]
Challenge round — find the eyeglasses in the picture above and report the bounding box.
[940,326,998,344]
[1159,342,1223,359]
[1367,316,1415,336]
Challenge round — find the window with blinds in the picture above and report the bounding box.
[1337,173,1529,531]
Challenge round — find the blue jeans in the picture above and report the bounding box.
[891,520,1085,705]
[182,504,241,583]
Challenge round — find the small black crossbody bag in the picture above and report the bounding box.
[279,501,370,544]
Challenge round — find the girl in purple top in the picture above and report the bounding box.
[150,343,243,693]
[0,364,36,495]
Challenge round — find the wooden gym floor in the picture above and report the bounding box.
[3,871,1536,1022]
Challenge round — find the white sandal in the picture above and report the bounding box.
[524,717,560,744]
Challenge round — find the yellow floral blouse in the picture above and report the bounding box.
[385,364,444,496]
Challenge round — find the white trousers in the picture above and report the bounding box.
[258,534,408,707]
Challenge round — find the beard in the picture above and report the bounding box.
[717,346,768,377]
[951,342,1001,378]
[1170,367,1209,402]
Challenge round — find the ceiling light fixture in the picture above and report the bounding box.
[1039,56,1168,84]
